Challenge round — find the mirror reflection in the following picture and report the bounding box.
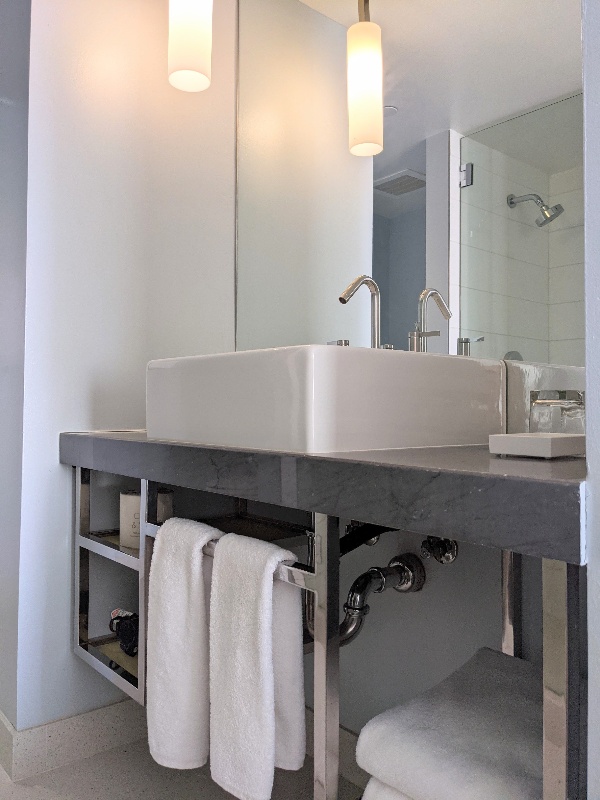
[372,161,426,351]
[236,0,583,369]
[460,94,584,366]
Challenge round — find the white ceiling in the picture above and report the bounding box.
[300,0,583,180]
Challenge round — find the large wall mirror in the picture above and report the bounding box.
[236,0,583,367]
[460,94,584,366]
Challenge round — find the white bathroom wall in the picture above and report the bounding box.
[548,165,585,366]
[141,1,237,361]
[460,138,550,362]
[235,0,373,351]
[17,0,237,730]
[0,0,31,727]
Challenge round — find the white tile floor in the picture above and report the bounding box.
[0,740,360,800]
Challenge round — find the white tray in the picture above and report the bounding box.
[489,433,585,459]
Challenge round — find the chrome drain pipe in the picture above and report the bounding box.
[339,554,426,646]
[304,549,426,650]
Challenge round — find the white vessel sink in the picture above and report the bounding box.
[146,345,505,454]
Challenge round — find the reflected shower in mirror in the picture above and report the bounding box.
[460,94,584,366]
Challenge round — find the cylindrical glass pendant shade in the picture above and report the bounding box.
[168,0,213,92]
[347,21,383,156]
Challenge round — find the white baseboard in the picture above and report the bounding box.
[0,700,147,781]
[305,708,370,790]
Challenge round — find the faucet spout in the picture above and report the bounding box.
[339,275,381,349]
[417,288,452,333]
[409,288,452,353]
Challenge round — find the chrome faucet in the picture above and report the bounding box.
[408,288,452,352]
[339,275,381,349]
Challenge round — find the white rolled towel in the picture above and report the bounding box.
[356,648,542,800]
[210,533,305,800]
[146,518,223,769]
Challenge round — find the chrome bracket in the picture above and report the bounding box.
[459,162,474,188]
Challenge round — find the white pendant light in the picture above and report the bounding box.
[168,0,213,92]
[347,0,383,156]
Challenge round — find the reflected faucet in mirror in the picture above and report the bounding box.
[408,288,452,353]
[339,275,381,349]
[457,336,485,357]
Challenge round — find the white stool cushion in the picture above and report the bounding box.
[356,648,542,800]
[363,776,413,800]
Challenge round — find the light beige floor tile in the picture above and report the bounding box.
[0,783,63,800]
[18,740,360,800]
[11,726,48,782]
[45,701,146,773]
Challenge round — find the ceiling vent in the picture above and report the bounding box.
[373,169,426,218]
[374,169,426,195]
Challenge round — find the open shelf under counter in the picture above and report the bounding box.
[89,636,139,679]
[77,635,140,700]
[78,529,140,571]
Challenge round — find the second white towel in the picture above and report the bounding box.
[209,533,305,800]
[147,518,223,769]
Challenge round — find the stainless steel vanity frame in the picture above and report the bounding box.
[542,560,586,799]
[67,435,588,800]
[73,468,146,704]
[73,468,342,800]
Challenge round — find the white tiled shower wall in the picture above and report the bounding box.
[548,165,585,366]
[460,139,584,366]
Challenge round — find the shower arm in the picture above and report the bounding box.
[507,193,545,208]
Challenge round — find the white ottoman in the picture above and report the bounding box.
[356,648,542,800]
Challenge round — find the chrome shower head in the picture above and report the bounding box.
[535,203,564,227]
[507,193,565,227]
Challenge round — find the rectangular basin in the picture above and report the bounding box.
[146,345,505,454]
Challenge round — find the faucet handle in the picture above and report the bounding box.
[457,336,484,356]
[408,328,440,352]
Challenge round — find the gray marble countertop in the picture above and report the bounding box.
[59,430,586,564]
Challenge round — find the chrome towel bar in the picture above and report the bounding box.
[201,537,316,592]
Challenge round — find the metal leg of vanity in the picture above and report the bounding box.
[542,559,587,800]
[501,550,523,658]
[503,551,587,800]
[310,514,341,800]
